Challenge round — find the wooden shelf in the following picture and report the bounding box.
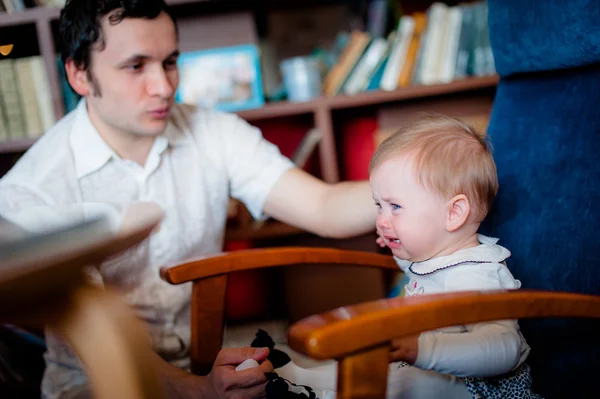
[236,75,498,121]
[225,220,305,241]
[0,76,498,154]
[0,7,60,27]
[0,2,216,27]
[326,75,499,109]
[0,138,37,153]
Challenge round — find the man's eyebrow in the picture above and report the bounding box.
[117,54,151,67]
[167,50,180,59]
[117,50,180,66]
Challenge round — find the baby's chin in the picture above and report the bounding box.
[391,249,411,261]
[392,250,427,263]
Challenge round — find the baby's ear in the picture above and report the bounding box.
[446,194,470,232]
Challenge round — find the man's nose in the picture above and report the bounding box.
[148,68,174,98]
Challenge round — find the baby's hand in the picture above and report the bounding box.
[389,335,419,364]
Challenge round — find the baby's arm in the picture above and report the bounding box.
[414,320,522,377]
[413,264,524,377]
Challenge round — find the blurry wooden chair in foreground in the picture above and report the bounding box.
[162,247,600,398]
[0,204,164,399]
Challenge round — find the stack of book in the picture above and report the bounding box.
[322,0,494,97]
[0,56,55,142]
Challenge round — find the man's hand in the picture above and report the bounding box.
[206,347,273,399]
[389,335,419,364]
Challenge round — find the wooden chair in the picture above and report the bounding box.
[0,204,164,399]
[160,247,400,375]
[161,247,600,399]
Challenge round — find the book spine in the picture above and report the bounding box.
[0,59,26,140]
[381,15,415,91]
[454,4,474,80]
[0,89,9,141]
[397,12,427,87]
[14,57,44,137]
[31,56,56,134]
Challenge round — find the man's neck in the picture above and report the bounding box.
[103,133,156,167]
[87,107,155,166]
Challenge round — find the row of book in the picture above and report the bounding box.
[0,56,56,142]
[323,1,494,96]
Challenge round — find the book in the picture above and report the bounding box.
[14,57,43,137]
[397,12,428,87]
[438,6,464,83]
[322,30,371,96]
[454,3,475,80]
[0,59,26,140]
[381,15,415,91]
[30,56,55,135]
[342,36,390,95]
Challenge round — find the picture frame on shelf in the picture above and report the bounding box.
[175,44,265,113]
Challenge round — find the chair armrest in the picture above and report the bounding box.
[160,247,398,284]
[288,289,600,360]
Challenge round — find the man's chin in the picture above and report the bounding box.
[140,121,169,136]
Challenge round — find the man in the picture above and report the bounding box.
[0,0,376,398]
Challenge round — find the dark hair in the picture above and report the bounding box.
[58,0,178,70]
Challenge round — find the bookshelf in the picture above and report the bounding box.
[0,0,499,242]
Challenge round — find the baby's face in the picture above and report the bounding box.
[370,156,448,262]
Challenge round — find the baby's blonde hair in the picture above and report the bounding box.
[369,114,498,222]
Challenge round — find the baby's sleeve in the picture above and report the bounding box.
[414,263,525,377]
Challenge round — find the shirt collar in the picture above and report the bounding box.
[69,99,185,179]
[395,234,512,276]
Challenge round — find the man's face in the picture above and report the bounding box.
[85,11,180,139]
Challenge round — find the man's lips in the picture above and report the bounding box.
[150,107,169,113]
[149,107,170,118]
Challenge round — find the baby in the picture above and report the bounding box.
[259,115,541,398]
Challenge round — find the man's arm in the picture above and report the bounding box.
[263,168,377,239]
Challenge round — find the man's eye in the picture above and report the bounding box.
[374,202,381,208]
[128,64,142,71]
[164,59,178,69]
[392,204,401,210]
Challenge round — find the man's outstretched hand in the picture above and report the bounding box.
[206,347,274,399]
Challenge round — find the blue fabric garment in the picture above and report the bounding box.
[482,4,600,395]
[488,0,600,77]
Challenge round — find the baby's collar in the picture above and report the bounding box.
[395,234,511,276]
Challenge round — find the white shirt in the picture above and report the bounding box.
[395,234,531,378]
[0,99,295,398]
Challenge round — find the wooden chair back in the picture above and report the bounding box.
[161,247,399,375]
